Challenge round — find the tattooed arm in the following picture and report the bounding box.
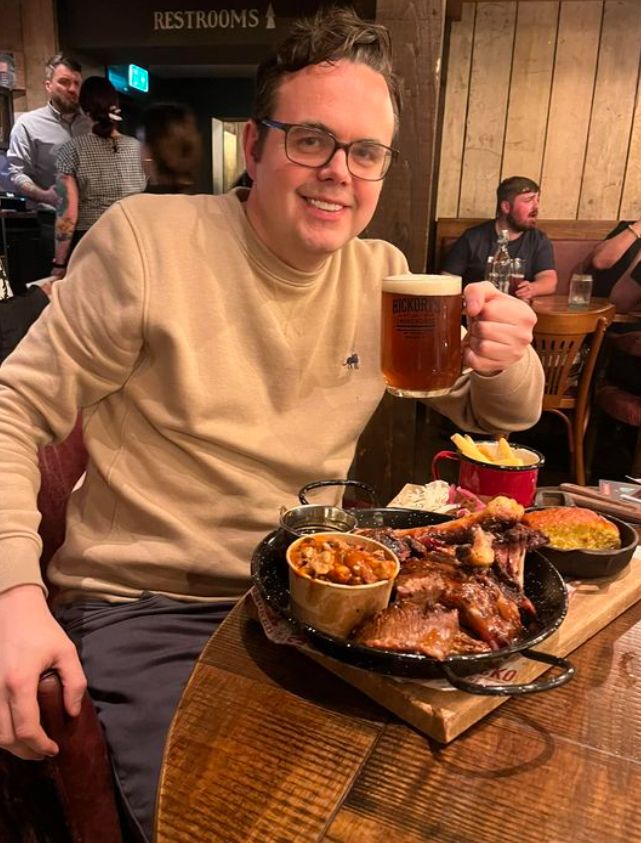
[52,174,79,278]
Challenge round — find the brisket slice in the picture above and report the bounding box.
[352,601,491,658]
[439,571,528,650]
[395,554,465,603]
[396,556,534,650]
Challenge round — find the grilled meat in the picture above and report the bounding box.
[350,497,547,657]
[356,528,445,562]
[352,602,491,658]
[395,555,465,603]
[493,522,548,586]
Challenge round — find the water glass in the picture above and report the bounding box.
[568,274,593,309]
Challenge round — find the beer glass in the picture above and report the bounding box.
[508,257,525,295]
[381,274,463,398]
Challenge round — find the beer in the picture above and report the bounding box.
[381,274,462,398]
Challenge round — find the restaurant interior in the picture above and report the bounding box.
[1,0,641,841]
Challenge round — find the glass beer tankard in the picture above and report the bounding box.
[381,274,463,398]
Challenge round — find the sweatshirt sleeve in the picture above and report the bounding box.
[0,202,146,595]
[426,344,544,433]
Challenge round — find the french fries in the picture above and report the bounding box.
[451,433,524,466]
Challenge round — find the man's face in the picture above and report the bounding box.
[504,191,540,231]
[45,65,81,115]
[244,60,395,271]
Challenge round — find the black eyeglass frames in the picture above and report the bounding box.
[259,118,397,181]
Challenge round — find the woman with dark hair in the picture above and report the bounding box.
[52,76,146,277]
[141,103,202,194]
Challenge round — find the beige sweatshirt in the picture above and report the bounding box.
[0,190,544,603]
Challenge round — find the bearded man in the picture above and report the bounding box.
[7,53,90,275]
[443,176,557,302]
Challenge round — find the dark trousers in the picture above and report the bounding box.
[37,210,55,278]
[55,594,234,842]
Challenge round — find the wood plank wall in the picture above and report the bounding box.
[437,0,641,221]
[0,0,57,113]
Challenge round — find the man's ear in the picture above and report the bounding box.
[499,199,511,217]
[243,120,260,180]
[44,79,52,96]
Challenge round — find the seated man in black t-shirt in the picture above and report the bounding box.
[442,176,557,303]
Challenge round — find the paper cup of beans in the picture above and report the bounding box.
[286,532,400,638]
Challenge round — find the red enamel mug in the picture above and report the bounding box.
[431,442,544,506]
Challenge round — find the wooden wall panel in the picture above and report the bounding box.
[437,0,641,221]
[459,1,516,217]
[620,70,641,220]
[20,0,57,111]
[579,0,641,219]
[501,1,557,183]
[539,0,602,218]
[436,2,475,218]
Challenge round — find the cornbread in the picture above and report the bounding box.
[522,507,621,550]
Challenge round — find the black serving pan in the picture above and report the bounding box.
[251,506,574,696]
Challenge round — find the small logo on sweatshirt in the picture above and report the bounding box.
[342,352,360,370]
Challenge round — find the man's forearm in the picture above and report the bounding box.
[591,221,641,269]
[12,174,55,206]
[530,270,557,297]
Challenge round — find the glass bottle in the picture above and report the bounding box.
[492,229,511,294]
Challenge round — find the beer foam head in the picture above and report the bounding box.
[382,274,462,296]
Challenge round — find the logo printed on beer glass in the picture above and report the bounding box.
[381,274,463,398]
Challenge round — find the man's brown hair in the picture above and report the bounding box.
[45,53,81,81]
[252,7,401,153]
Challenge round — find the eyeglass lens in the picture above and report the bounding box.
[285,125,391,180]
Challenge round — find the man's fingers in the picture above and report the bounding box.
[56,646,88,718]
[7,676,58,758]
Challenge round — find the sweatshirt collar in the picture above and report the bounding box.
[227,188,330,288]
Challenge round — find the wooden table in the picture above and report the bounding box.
[532,295,615,318]
[156,591,641,842]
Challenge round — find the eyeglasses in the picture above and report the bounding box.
[260,118,397,181]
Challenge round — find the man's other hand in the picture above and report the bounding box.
[0,585,87,760]
[463,281,536,375]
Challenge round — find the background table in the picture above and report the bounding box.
[156,589,641,842]
[532,295,614,318]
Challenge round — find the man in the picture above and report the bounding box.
[7,54,90,275]
[443,176,557,302]
[0,10,544,841]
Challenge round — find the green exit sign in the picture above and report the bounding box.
[128,64,149,93]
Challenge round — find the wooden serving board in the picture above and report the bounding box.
[304,485,641,743]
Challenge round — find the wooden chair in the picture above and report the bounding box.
[532,306,615,485]
[0,420,124,843]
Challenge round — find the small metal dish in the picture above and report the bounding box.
[279,504,357,539]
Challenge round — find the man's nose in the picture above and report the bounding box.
[318,147,351,182]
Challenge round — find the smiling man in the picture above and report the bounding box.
[0,10,543,841]
[443,176,557,301]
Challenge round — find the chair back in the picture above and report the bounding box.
[533,310,612,413]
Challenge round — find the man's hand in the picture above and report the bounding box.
[42,186,59,208]
[0,585,87,760]
[463,281,536,375]
[513,280,534,302]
